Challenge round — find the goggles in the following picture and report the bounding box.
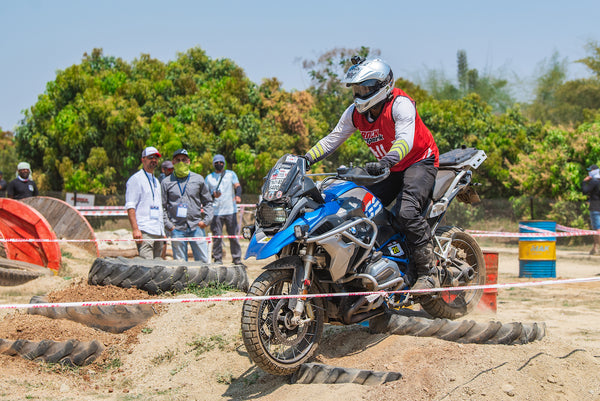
[351,79,380,99]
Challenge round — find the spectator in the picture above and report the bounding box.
[161,148,213,262]
[125,146,165,259]
[0,171,6,197]
[159,160,174,183]
[206,154,243,265]
[582,163,600,255]
[6,162,39,199]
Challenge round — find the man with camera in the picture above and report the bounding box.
[206,154,243,265]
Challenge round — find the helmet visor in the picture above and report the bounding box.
[351,79,380,100]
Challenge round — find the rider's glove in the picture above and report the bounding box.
[300,155,312,171]
[365,160,390,176]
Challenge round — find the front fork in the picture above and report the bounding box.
[291,243,316,326]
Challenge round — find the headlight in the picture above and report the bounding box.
[257,203,289,226]
[242,225,255,239]
[272,207,287,223]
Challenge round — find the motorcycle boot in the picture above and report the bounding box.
[411,242,440,292]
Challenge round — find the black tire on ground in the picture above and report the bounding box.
[0,267,43,286]
[0,338,104,366]
[0,257,53,286]
[88,257,249,294]
[27,295,156,334]
[241,259,324,376]
[368,312,546,345]
[0,258,53,275]
[291,362,402,385]
[420,226,486,320]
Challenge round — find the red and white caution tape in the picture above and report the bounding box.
[75,206,127,210]
[80,210,128,216]
[2,276,599,311]
[0,235,247,244]
[467,224,599,238]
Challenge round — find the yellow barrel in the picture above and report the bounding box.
[518,221,556,278]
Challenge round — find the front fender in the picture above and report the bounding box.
[245,201,340,260]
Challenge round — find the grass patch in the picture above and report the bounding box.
[181,282,235,298]
[151,349,176,365]
[39,361,81,375]
[187,334,229,356]
[216,371,234,384]
[170,362,189,376]
[101,358,122,372]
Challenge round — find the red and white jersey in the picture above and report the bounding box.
[306,88,439,172]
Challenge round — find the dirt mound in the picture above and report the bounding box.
[46,279,154,303]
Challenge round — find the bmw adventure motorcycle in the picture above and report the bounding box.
[240,147,487,375]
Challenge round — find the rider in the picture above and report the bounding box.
[304,57,440,291]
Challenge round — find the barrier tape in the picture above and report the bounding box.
[81,211,128,216]
[75,206,127,210]
[75,204,257,211]
[0,224,596,243]
[467,223,599,238]
[0,236,247,243]
[2,276,600,311]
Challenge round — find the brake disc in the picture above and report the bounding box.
[271,299,309,346]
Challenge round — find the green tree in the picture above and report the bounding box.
[421,50,514,113]
[0,128,18,179]
[525,51,568,124]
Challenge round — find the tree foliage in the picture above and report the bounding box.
[527,42,600,126]
[0,128,18,179]
[16,48,322,193]
[419,50,514,113]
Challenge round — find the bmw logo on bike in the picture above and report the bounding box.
[362,192,382,218]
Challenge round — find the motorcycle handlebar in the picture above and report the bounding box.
[336,166,390,186]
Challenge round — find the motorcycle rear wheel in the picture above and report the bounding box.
[241,268,324,375]
[421,226,486,320]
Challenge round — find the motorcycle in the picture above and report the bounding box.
[240,147,487,375]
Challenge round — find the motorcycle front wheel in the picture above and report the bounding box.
[241,268,324,375]
[421,226,486,320]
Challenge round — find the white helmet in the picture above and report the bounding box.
[342,57,394,114]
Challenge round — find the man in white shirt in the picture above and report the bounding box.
[206,154,243,264]
[125,146,165,259]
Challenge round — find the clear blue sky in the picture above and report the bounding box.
[0,0,597,131]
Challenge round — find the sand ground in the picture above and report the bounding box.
[0,234,599,401]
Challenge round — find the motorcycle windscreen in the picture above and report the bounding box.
[261,154,303,202]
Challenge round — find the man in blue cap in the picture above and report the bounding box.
[206,154,243,264]
[162,148,213,262]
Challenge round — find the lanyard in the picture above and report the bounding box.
[177,174,190,197]
[144,171,157,201]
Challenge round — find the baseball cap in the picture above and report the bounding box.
[161,160,174,169]
[172,148,189,158]
[213,154,226,164]
[587,164,599,171]
[17,162,31,171]
[142,146,161,158]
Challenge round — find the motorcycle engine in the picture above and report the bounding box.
[360,257,403,291]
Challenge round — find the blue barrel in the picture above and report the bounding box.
[518,221,556,278]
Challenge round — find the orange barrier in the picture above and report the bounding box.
[0,198,61,273]
[478,251,498,312]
